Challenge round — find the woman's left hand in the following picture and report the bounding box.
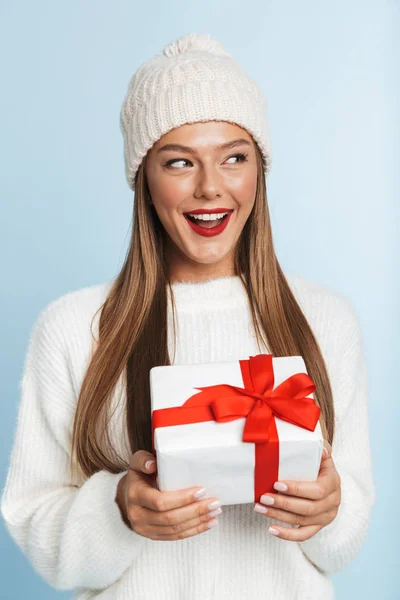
[254,440,341,541]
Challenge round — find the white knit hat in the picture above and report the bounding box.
[120,32,272,191]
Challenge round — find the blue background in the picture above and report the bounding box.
[0,1,398,598]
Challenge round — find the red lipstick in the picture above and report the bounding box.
[184,208,234,215]
[183,211,233,237]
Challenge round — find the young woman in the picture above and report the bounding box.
[1,33,375,600]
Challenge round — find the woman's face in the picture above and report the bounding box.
[145,121,258,281]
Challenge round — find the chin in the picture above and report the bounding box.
[187,251,232,265]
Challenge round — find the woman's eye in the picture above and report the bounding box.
[165,159,190,169]
[226,153,248,164]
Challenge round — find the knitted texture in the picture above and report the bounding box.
[120,32,272,190]
[0,274,375,599]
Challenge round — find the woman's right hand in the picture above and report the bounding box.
[116,450,222,540]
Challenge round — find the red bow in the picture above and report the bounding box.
[152,354,320,501]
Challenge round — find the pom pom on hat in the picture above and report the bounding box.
[120,32,272,190]
[162,32,232,58]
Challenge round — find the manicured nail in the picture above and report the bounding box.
[208,500,221,511]
[268,527,280,536]
[273,482,288,492]
[208,507,222,518]
[194,487,207,499]
[254,503,268,514]
[207,518,218,529]
[260,494,275,505]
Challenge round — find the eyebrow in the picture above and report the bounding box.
[156,138,252,155]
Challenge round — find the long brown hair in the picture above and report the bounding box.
[68,141,335,485]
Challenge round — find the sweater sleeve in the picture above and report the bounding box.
[297,297,376,573]
[0,301,146,592]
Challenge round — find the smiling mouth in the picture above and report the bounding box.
[183,208,234,228]
[184,213,230,228]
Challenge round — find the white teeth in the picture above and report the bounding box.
[187,212,229,221]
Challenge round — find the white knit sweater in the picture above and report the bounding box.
[1,273,375,600]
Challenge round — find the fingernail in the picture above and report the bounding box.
[254,503,268,514]
[194,487,207,499]
[145,460,155,470]
[323,447,329,457]
[268,527,280,536]
[273,482,288,492]
[260,495,275,505]
[207,518,218,529]
[208,500,221,511]
[208,507,222,518]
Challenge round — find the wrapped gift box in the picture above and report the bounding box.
[150,354,324,506]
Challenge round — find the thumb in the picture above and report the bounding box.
[129,450,157,475]
[322,440,332,460]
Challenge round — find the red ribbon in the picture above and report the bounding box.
[151,354,320,501]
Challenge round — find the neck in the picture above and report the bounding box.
[165,242,237,283]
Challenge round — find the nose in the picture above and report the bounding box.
[194,163,223,200]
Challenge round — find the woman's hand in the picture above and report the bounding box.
[253,440,341,541]
[116,450,222,540]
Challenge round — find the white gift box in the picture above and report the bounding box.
[150,355,324,506]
